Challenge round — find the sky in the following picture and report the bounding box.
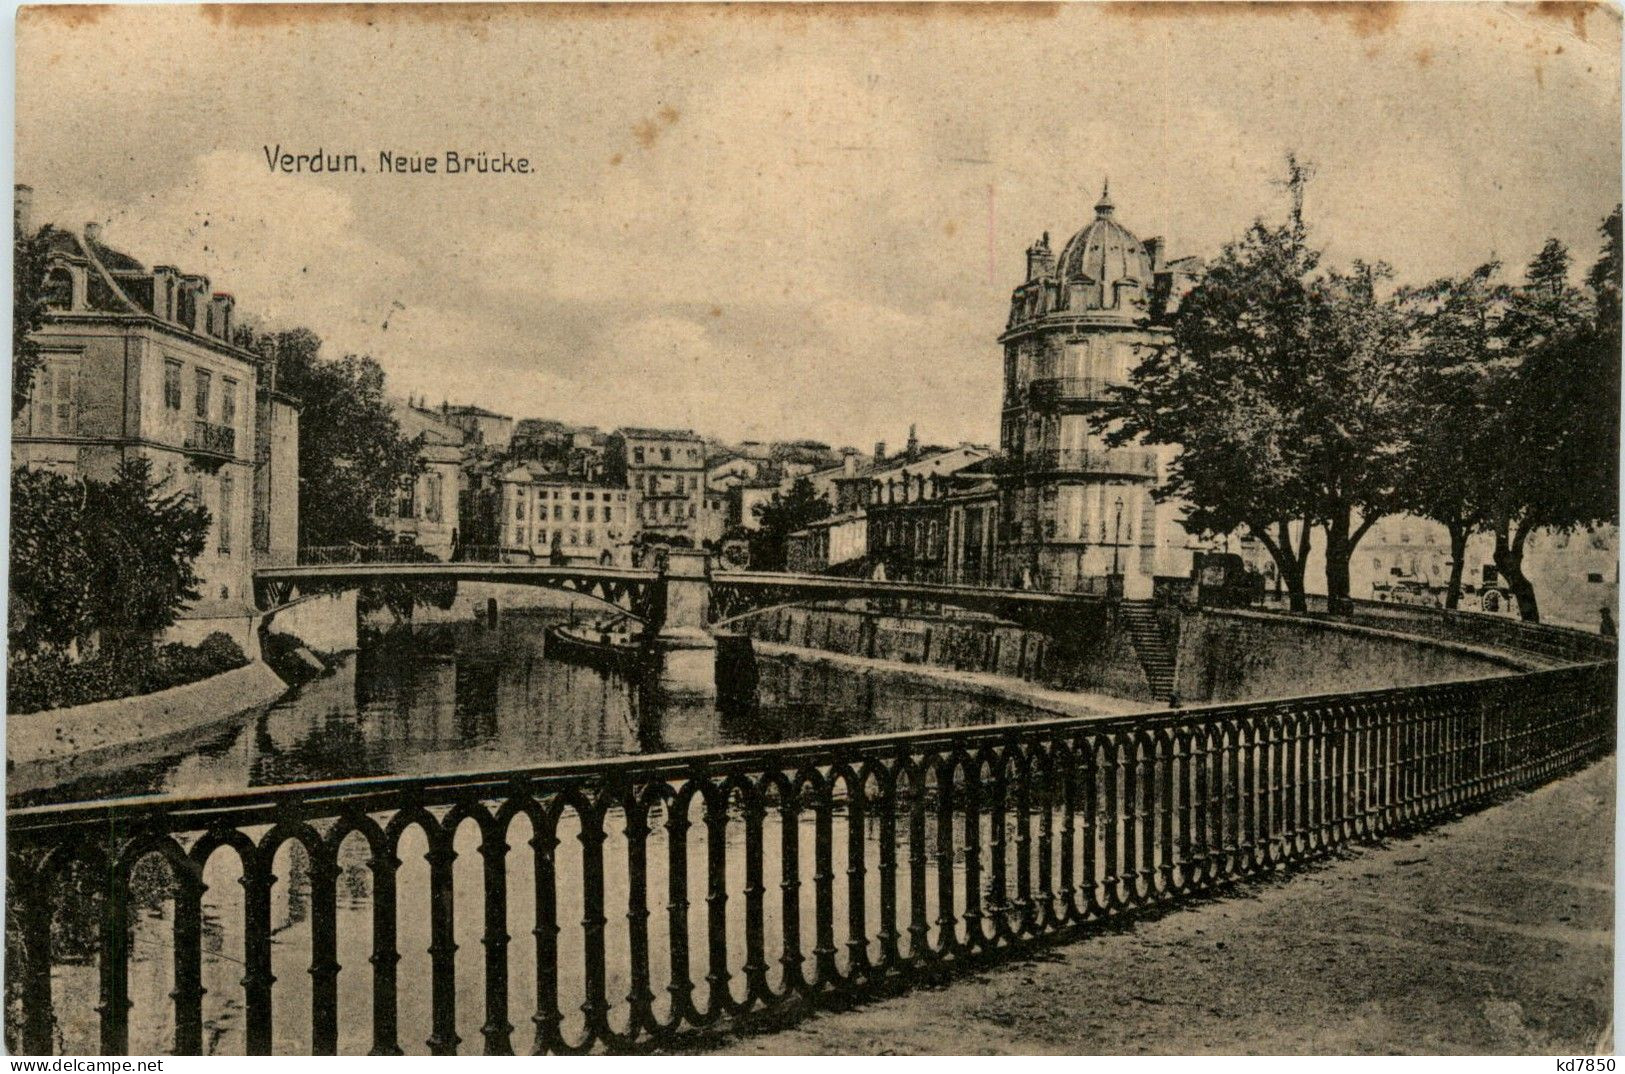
[16,2,1621,450]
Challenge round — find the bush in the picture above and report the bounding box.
[7,632,250,715]
[261,630,327,686]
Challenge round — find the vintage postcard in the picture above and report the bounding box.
[5,1,1619,1059]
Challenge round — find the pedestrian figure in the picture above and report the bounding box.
[1600,606,1616,638]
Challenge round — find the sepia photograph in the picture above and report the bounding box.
[3,0,1620,1058]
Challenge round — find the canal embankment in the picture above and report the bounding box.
[724,603,1531,704]
[7,591,360,797]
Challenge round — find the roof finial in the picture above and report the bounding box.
[1095,178,1114,218]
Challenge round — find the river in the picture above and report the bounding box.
[17,593,1118,1055]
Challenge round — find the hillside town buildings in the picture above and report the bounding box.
[497,462,631,563]
[435,402,514,452]
[611,427,707,545]
[379,402,465,559]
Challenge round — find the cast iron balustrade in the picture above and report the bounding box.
[1027,377,1119,407]
[6,658,1613,1056]
[1026,448,1157,478]
[184,420,236,461]
[1258,593,1618,666]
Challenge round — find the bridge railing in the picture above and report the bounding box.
[7,659,1613,1055]
[1258,592,1617,665]
[257,546,543,568]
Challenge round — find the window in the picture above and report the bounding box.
[571,490,581,500]
[218,473,234,553]
[516,500,525,520]
[516,527,527,546]
[221,377,238,429]
[194,369,212,420]
[586,506,596,522]
[553,504,562,521]
[603,506,613,523]
[633,447,645,464]
[425,473,443,523]
[569,530,579,546]
[585,491,595,501]
[585,530,595,546]
[164,360,183,411]
[661,447,672,462]
[1588,572,1605,584]
[537,529,547,545]
[396,477,415,519]
[571,505,581,521]
[31,360,78,435]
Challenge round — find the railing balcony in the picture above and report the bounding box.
[1026,447,1158,478]
[1028,376,1121,407]
[183,419,236,460]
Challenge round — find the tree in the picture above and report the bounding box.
[8,467,91,655]
[1477,225,1620,622]
[12,225,51,417]
[81,459,211,662]
[238,326,423,548]
[749,477,832,570]
[1395,262,1509,609]
[1102,156,1411,611]
[7,459,209,663]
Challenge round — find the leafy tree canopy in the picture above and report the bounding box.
[238,325,423,548]
[749,477,833,570]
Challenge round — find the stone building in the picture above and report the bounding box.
[379,402,465,558]
[436,402,513,452]
[11,188,295,642]
[995,183,1201,595]
[498,462,632,563]
[612,427,706,545]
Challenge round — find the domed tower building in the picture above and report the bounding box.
[995,183,1201,595]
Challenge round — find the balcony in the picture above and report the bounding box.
[184,419,236,462]
[1027,377,1121,407]
[1025,448,1158,478]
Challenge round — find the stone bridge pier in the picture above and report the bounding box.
[652,549,719,702]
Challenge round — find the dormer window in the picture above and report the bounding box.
[42,267,74,310]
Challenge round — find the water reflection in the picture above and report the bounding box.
[16,602,1114,1055]
[16,608,1062,809]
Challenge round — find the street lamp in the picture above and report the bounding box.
[1112,496,1125,577]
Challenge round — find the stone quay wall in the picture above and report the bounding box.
[725,602,1529,705]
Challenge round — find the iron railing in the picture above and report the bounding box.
[1023,448,1158,478]
[6,659,1613,1055]
[1259,593,1617,666]
[183,420,236,460]
[1026,377,1120,407]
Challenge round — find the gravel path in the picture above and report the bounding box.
[708,756,1616,1055]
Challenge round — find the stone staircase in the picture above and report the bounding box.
[1120,600,1178,702]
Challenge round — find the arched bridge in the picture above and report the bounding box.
[252,551,1104,633]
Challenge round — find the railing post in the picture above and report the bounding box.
[425,830,461,1055]
[478,822,515,1055]
[368,846,404,1056]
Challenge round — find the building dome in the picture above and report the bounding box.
[1053,182,1153,315]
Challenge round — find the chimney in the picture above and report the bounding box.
[1143,236,1165,272]
[152,265,178,319]
[211,293,235,341]
[906,423,919,461]
[14,184,32,236]
[873,441,886,465]
[1026,231,1054,281]
[83,221,102,246]
[843,451,858,476]
[182,276,209,333]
